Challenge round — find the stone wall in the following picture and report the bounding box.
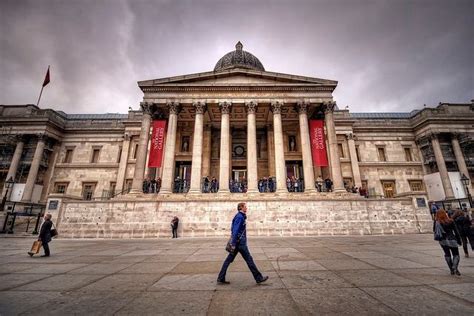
[52,194,433,238]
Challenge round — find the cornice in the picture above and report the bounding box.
[141,86,334,93]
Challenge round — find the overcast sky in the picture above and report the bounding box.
[1,0,472,114]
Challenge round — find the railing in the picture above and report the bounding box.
[173,180,190,193]
[230,181,247,193]
[201,178,219,193]
[258,178,276,193]
[432,198,472,211]
[100,187,131,200]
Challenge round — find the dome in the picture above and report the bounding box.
[214,42,265,72]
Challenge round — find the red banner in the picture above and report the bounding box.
[309,120,328,166]
[148,120,166,167]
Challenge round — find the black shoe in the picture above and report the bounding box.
[256,276,269,284]
[40,255,50,257]
[455,270,461,276]
[217,279,230,284]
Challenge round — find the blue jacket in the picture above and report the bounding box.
[231,211,247,246]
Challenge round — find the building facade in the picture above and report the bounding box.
[0,43,472,237]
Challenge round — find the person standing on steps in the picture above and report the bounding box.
[434,209,462,275]
[217,202,269,285]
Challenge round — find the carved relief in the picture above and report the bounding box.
[140,102,154,115]
[324,101,337,113]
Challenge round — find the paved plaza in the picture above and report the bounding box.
[0,234,473,315]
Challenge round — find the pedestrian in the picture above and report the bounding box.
[171,216,179,238]
[434,209,462,275]
[38,213,53,257]
[430,202,439,220]
[217,202,269,285]
[452,210,474,258]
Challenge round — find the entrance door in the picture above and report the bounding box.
[232,168,247,182]
[285,161,304,192]
[174,162,192,192]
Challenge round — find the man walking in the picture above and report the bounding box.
[217,202,269,284]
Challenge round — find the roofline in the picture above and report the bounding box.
[137,68,338,87]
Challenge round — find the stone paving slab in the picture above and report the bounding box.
[0,234,473,315]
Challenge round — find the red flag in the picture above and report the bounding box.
[148,120,167,167]
[42,67,50,87]
[309,120,329,166]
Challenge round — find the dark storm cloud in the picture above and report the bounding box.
[1,0,472,114]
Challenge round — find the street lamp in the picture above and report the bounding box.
[0,177,15,211]
[460,174,472,208]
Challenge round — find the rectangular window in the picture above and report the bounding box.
[382,181,396,198]
[63,148,74,163]
[409,180,424,191]
[82,182,96,200]
[377,147,387,162]
[404,147,413,162]
[54,182,68,194]
[91,148,100,163]
[338,143,345,158]
[355,145,361,162]
[117,146,122,163]
[133,144,139,159]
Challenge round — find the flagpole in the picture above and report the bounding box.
[36,86,44,107]
[36,65,50,107]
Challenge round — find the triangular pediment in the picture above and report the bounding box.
[138,68,337,89]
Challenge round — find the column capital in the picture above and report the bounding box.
[451,132,461,140]
[295,101,310,114]
[245,101,258,114]
[36,133,48,142]
[323,101,337,114]
[140,102,155,115]
[345,132,356,140]
[167,102,181,115]
[193,101,207,114]
[427,132,440,141]
[270,101,284,114]
[123,133,131,141]
[219,101,232,114]
[14,134,26,142]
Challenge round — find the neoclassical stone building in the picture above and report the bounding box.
[1,42,472,237]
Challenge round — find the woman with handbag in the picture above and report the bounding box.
[434,209,462,275]
[38,213,54,257]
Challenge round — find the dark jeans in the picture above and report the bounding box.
[218,244,263,282]
[441,245,459,257]
[172,227,178,238]
[460,234,474,254]
[42,240,50,256]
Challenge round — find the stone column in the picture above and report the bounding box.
[296,102,316,192]
[346,133,362,188]
[160,102,181,193]
[271,101,287,193]
[131,102,153,193]
[218,101,232,193]
[116,133,131,193]
[189,101,206,193]
[430,133,455,199]
[324,102,345,192]
[451,133,470,182]
[2,136,24,197]
[202,125,212,179]
[22,134,46,201]
[246,101,259,193]
[267,125,275,177]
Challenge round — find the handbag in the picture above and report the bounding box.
[28,240,42,257]
[434,222,445,241]
[51,222,59,238]
[225,231,242,254]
